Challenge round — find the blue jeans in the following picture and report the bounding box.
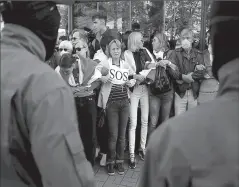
[106,99,130,164]
[148,91,173,136]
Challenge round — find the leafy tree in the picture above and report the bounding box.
[147,0,165,33]
[58,5,68,29]
[66,0,212,39]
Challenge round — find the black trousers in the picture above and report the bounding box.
[75,95,97,166]
[96,107,108,154]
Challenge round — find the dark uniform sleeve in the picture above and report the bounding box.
[26,86,96,187]
[138,123,192,187]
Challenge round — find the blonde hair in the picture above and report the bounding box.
[154,33,167,51]
[106,39,124,60]
[127,32,142,52]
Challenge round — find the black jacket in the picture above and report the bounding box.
[168,48,205,99]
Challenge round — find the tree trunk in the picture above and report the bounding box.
[114,2,118,29]
[151,0,165,34]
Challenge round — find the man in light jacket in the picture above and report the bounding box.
[1,1,96,187]
[138,1,239,187]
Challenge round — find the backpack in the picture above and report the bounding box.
[150,66,172,95]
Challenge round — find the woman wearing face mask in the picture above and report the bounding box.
[147,33,180,136]
[124,32,155,169]
[198,38,219,104]
[97,39,135,175]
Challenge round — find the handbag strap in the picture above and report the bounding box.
[155,64,160,80]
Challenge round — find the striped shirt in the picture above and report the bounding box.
[108,84,128,102]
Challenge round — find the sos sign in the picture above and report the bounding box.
[109,65,129,85]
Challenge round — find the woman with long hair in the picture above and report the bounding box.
[124,32,155,169]
[148,33,180,136]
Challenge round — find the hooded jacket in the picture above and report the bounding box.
[138,58,239,187]
[1,23,96,187]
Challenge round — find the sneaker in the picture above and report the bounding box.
[138,150,145,161]
[129,154,136,169]
[100,154,107,166]
[107,163,115,176]
[116,163,125,175]
[95,148,100,158]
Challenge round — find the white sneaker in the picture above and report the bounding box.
[95,148,100,158]
[100,154,107,166]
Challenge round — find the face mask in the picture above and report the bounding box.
[181,39,192,50]
[34,4,61,61]
[3,2,61,61]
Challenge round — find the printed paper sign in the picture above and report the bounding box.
[109,65,129,85]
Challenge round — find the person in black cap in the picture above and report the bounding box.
[138,1,239,187]
[0,1,96,187]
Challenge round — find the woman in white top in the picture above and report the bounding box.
[124,32,155,169]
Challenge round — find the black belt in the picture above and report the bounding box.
[139,82,147,85]
[75,94,95,102]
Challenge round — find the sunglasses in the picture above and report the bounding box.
[75,47,85,51]
[71,37,78,41]
[59,48,69,52]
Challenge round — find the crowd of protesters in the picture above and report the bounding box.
[45,12,219,176]
[1,1,239,187]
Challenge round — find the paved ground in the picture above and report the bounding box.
[93,153,143,187]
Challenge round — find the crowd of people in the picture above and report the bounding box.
[46,12,219,176]
[1,1,238,187]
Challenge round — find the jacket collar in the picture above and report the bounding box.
[217,58,239,98]
[1,24,46,62]
[181,47,197,59]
